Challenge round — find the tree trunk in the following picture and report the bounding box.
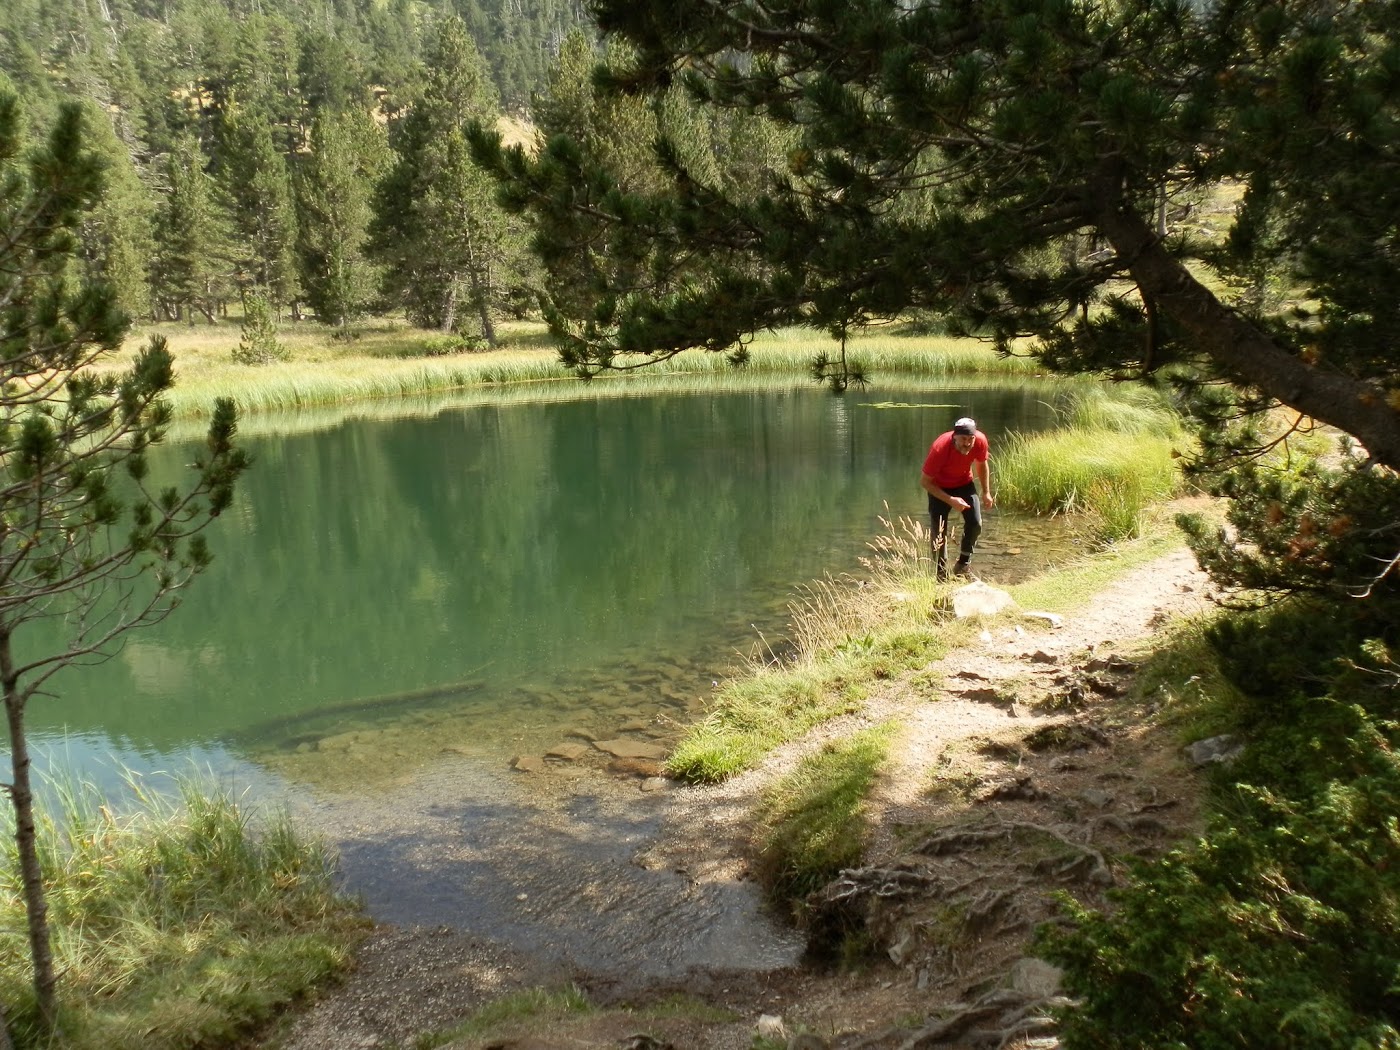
[465,239,497,348]
[1093,189,1400,471]
[471,270,497,348]
[1,633,57,1032]
[441,279,457,334]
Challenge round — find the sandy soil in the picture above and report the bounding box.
[263,547,1218,1050]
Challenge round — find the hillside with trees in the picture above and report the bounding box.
[0,0,588,341]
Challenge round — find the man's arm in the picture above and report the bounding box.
[975,461,995,509]
[922,472,970,511]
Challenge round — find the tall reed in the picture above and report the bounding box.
[995,385,1185,543]
[132,320,1043,419]
[996,428,1180,542]
[0,771,361,1049]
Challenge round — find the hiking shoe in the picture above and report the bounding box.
[953,558,971,577]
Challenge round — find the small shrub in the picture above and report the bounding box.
[1041,593,1400,1049]
[231,294,289,365]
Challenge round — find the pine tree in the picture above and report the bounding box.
[219,106,301,310]
[472,0,1400,471]
[0,92,246,1038]
[233,291,288,363]
[79,102,158,320]
[295,105,388,329]
[507,31,793,367]
[368,16,521,343]
[149,134,234,321]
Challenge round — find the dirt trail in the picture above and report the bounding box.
[266,547,1218,1050]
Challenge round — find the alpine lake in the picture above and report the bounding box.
[16,375,1092,974]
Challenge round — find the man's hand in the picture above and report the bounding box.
[950,497,970,511]
[983,494,996,510]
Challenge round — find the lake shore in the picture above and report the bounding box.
[263,533,1218,1050]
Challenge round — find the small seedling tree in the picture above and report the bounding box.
[233,291,289,364]
[0,97,247,1033]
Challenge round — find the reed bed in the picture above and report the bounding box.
[0,772,362,1048]
[996,429,1181,542]
[164,370,1063,444]
[995,384,1186,543]
[114,319,1042,419]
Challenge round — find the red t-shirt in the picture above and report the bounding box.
[922,431,988,489]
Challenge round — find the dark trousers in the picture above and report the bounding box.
[929,483,982,576]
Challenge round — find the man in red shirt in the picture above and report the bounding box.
[920,416,995,580]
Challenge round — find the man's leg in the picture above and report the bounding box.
[954,486,983,576]
[929,499,952,580]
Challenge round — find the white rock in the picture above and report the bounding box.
[952,581,1015,619]
[755,1014,787,1041]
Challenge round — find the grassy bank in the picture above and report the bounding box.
[114,319,1043,419]
[753,724,897,915]
[0,775,363,1049]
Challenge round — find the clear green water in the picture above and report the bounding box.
[19,380,1078,793]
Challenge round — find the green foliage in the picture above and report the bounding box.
[233,293,289,365]
[1180,445,1400,613]
[150,135,235,322]
[1042,552,1400,1048]
[295,106,388,328]
[753,725,894,914]
[478,0,1400,472]
[369,17,529,342]
[218,105,301,307]
[0,774,362,1049]
[1042,696,1400,1049]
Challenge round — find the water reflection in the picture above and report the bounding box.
[16,380,1084,787]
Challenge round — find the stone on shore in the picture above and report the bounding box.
[952,581,1015,618]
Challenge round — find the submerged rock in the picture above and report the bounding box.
[609,757,665,778]
[594,738,667,761]
[544,742,589,761]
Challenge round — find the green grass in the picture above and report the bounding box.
[997,428,1183,544]
[994,383,1186,543]
[409,986,737,1049]
[0,772,364,1049]
[413,986,594,1049]
[1127,614,1246,742]
[752,723,896,913]
[665,662,871,784]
